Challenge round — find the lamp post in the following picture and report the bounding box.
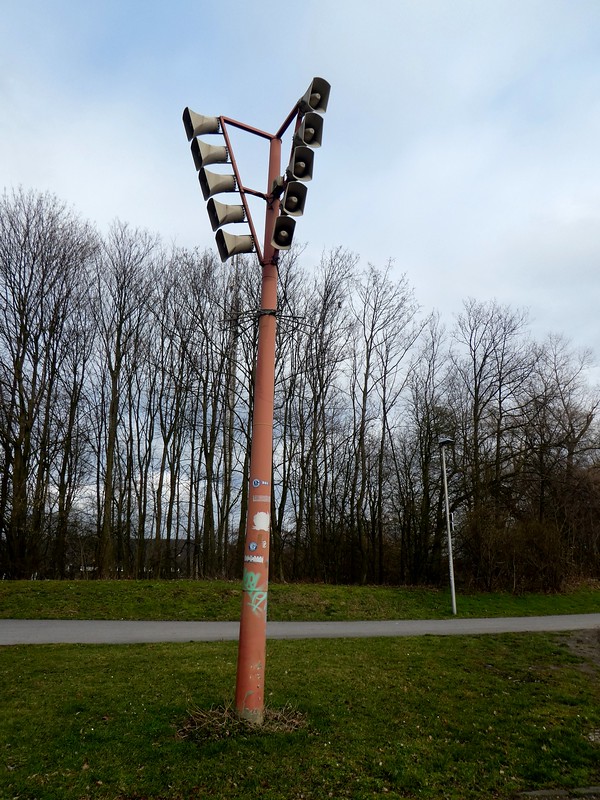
[439,436,457,615]
[183,78,330,725]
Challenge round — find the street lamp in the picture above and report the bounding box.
[438,436,457,615]
[182,78,330,725]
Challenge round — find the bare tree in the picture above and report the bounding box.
[0,188,97,577]
[450,298,532,588]
[512,335,600,587]
[275,248,355,580]
[91,221,157,578]
[347,263,421,582]
[51,299,96,577]
[387,313,451,583]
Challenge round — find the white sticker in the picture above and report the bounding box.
[244,555,264,564]
[252,511,270,531]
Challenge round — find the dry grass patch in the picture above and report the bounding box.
[177,702,308,742]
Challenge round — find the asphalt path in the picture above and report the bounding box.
[1,613,599,645]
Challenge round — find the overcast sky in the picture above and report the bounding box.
[2,0,599,369]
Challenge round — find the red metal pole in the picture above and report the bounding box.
[235,135,282,724]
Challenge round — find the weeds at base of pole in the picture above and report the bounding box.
[177,702,308,742]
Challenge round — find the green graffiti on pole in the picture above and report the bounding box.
[242,569,268,615]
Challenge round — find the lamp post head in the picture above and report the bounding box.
[438,436,454,448]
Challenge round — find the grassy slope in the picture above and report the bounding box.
[1,578,599,620]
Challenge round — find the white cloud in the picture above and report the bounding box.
[1,0,599,363]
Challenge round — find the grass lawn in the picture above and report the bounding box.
[1,632,599,799]
[1,581,599,798]
[1,579,599,621]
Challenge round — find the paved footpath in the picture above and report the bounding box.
[1,613,599,645]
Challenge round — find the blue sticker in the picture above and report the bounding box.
[249,541,258,552]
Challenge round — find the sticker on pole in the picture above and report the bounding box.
[252,511,270,531]
[252,494,270,503]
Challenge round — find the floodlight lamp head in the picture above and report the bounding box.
[438,436,455,447]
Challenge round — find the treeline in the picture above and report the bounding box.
[1,187,599,589]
